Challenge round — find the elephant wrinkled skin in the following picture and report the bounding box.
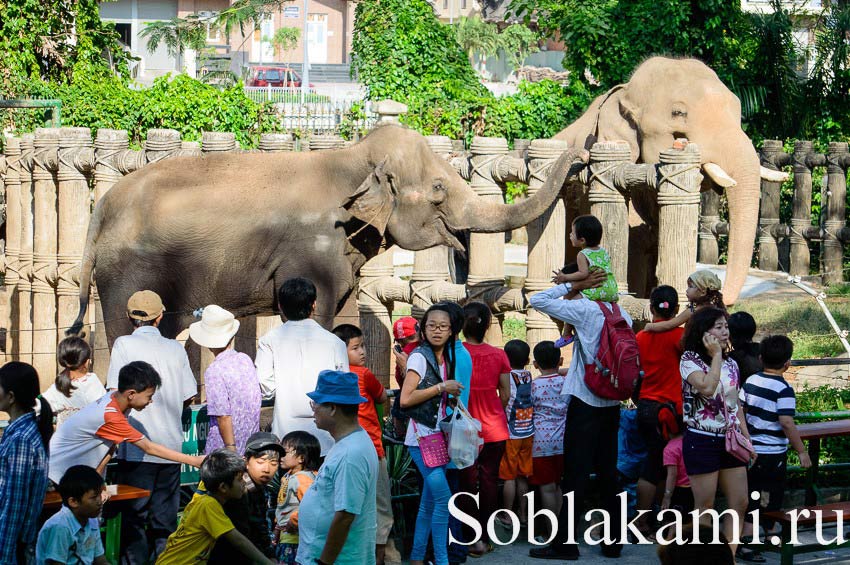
[555,56,760,304]
[70,124,583,344]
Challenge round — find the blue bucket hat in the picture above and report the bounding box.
[307,370,367,405]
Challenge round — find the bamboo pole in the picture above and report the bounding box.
[3,137,21,358]
[32,128,60,388]
[524,139,569,355]
[57,128,93,354]
[656,141,703,299]
[467,136,509,344]
[587,141,631,293]
[823,142,848,284]
[17,134,34,365]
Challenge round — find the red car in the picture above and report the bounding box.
[248,66,313,87]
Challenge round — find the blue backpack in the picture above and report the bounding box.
[508,371,534,438]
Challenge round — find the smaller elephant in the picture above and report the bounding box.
[70,124,584,344]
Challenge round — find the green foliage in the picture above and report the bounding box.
[499,24,541,73]
[271,27,300,59]
[483,79,593,142]
[353,0,488,103]
[20,73,268,147]
[0,0,131,93]
[352,0,593,142]
[508,0,751,88]
[139,16,208,60]
[454,16,500,73]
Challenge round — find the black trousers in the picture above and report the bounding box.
[116,461,181,564]
[553,396,622,547]
[745,452,787,529]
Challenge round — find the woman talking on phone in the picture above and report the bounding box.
[679,307,754,553]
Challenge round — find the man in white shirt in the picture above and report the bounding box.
[106,290,198,564]
[256,277,349,455]
[528,271,630,560]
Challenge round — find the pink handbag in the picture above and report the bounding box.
[413,421,450,468]
[720,382,755,463]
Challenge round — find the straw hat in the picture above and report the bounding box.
[188,305,240,349]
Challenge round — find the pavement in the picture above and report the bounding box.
[388,525,850,563]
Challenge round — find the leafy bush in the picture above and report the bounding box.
[19,73,268,147]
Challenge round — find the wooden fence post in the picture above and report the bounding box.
[823,142,848,284]
[57,128,93,353]
[4,137,21,358]
[91,129,130,376]
[18,134,34,365]
[467,136,509,344]
[758,140,790,271]
[524,139,569,356]
[32,128,60,388]
[588,141,630,293]
[656,141,703,298]
[698,191,720,265]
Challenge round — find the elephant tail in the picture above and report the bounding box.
[67,203,104,336]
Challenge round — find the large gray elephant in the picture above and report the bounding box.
[555,57,780,304]
[70,124,582,343]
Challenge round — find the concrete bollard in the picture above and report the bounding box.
[524,139,569,355]
[656,141,703,299]
[32,128,61,388]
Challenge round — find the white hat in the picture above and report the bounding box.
[188,305,240,349]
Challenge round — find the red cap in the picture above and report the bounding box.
[393,316,418,340]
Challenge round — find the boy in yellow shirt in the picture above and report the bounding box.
[157,449,275,564]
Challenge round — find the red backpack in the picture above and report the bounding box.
[583,302,643,400]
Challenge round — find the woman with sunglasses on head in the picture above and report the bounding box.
[400,304,465,565]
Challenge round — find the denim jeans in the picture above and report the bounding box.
[409,446,452,565]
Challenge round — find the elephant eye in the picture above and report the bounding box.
[433,181,446,192]
[672,109,688,118]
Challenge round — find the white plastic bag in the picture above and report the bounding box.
[440,400,483,470]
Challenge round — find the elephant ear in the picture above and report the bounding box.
[343,157,395,235]
[596,85,640,162]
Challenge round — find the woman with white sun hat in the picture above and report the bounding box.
[190,305,261,454]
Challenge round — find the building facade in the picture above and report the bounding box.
[99,0,356,83]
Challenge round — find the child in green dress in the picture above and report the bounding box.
[553,214,619,345]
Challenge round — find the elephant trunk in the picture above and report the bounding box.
[721,148,761,305]
[456,148,587,233]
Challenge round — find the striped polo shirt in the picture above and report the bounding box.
[740,372,796,454]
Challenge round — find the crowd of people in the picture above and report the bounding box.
[0,214,812,565]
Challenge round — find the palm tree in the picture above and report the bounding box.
[454,16,500,75]
[139,14,208,72]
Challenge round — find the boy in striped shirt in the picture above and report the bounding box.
[739,335,811,560]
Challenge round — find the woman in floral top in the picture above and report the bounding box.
[189,305,261,454]
[679,307,753,553]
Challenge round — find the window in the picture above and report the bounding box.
[114,23,131,47]
[443,0,448,8]
[206,23,221,42]
[461,0,467,8]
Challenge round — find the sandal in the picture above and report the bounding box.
[736,547,767,563]
[468,541,495,558]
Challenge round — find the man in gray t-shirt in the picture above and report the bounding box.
[106,290,197,564]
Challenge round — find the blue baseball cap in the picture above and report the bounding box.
[307,370,367,405]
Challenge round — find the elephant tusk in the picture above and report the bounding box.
[760,165,790,183]
[702,162,738,188]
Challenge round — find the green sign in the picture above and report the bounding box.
[181,404,209,484]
